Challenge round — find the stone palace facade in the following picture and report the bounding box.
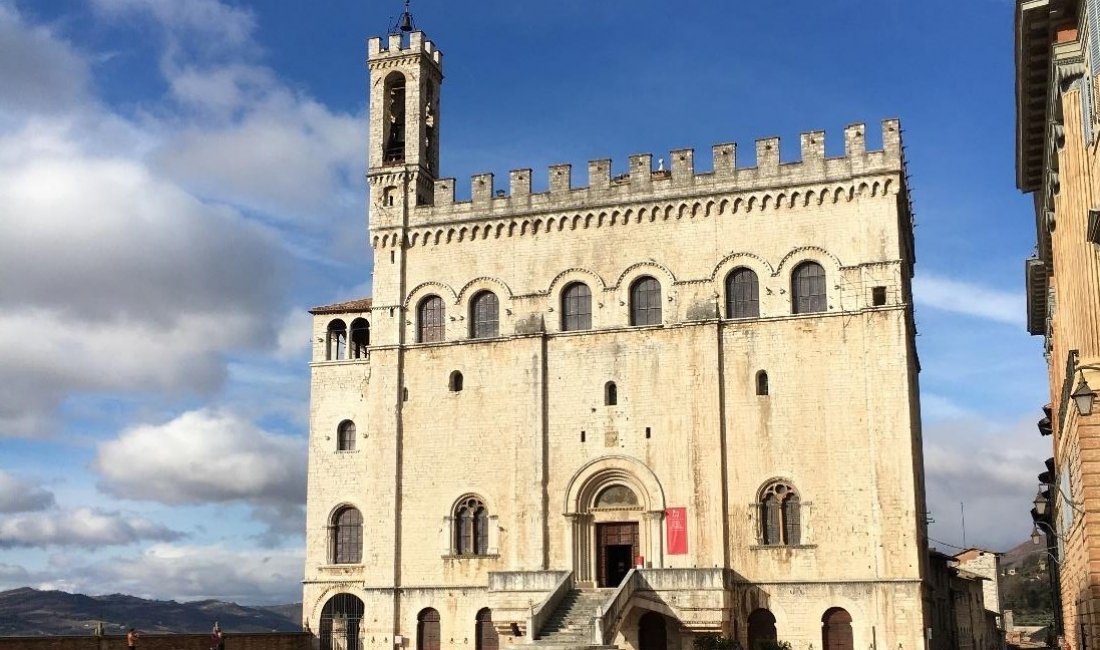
[302,25,930,650]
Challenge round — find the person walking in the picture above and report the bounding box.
[126,628,139,649]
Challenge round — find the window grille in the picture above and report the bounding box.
[337,421,356,451]
[791,262,827,314]
[727,268,760,318]
[630,276,662,326]
[562,283,592,331]
[331,507,362,564]
[471,291,500,338]
[418,296,445,342]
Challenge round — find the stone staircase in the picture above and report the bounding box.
[533,589,616,649]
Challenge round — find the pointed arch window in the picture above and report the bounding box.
[630,276,662,326]
[455,497,489,556]
[418,295,445,342]
[417,609,440,650]
[759,481,801,546]
[331,506,362,564]
[350,318,370,358]
[726,268,760,319]
[562,282,592,331]
[337,420,356,452]
[327,320,347,360]
[792,261,827,314]
[471,291,499,339]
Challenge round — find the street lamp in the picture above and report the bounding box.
[1034,488,1050,516]
[1069,364,1100,417]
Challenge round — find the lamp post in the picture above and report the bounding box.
[1069,364,1100,417]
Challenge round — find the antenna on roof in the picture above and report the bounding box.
[392,0,416,34]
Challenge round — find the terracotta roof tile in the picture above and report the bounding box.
[309,297,374,315]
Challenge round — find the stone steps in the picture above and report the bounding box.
[533,589,613,647]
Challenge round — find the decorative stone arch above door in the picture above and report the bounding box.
[563,456,667,586]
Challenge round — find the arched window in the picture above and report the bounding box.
[726,268,760,319]
[470,291,500,339]
[449,371,464,392]
[331,506,362,564]
[594,485,638,509]
[319,593,364,650]
[327,320,347,360]
[383,72,406,164]
[562,282,592,331]
[821,608,853,650]
[747,609,777,650]
[759,481,801,546]
[455,497,489,555]
[605,381,617,406]
[756,371,769,396]
[791,261,827,314]
[417,608,441,650]
[630,276,662,326]
[350,318,370,358]
[337,420,356,451]
[475,608,499,650]
[418,295,445,343]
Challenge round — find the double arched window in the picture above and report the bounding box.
[455,497,489,556]
[470,291,499,339]
[337,420,356,451]
[331,506,362,564]
[629,276,662,326]
[562,283,592,331]
[726,268,760,318]
[759,481,801,546]
[792,261,827,314]
[418,295,445,342]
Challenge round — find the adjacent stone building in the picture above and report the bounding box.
[303,23,930,650]
[1015,0,1100,648]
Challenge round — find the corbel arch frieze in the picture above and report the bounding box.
[403,281,459,309]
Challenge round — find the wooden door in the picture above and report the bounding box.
[596,522,639,587]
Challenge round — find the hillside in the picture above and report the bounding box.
[1000,540,1057,627]
[0,588,301,636]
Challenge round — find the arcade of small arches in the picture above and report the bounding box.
[321,258,837,357]
[745,606,856,650]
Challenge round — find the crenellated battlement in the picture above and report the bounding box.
[367,30,443,67]
[395,120,902,235]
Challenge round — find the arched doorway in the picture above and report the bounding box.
[476,608,499,650]
[563,456,667,587]
[821,608,853,650]
[747,609,777,650]
[319,593,364,650]
[418,608,441,650]
[638,612,668,650]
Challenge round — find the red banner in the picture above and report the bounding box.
[666,507,688,555]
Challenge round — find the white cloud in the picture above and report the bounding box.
[0,471,55,513]
[923,416,1050,551]
[41,544,304,604]
[94,409,305,507]
[90,0,256,55]
[0,3,91,115]
[275,309,314,360]
[913,272,1024,327]
[0,508,182,548]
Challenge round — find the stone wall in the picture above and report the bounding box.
[0,633,311,650]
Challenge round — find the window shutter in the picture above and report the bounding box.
[475,508,489,555]
[783,495,801,545]
[763,495,781,545]
[1088,0,1100,142]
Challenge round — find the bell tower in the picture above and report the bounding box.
[366,22,443,231]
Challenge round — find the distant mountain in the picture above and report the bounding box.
[999,539,1057,627]
[0,587,302,636]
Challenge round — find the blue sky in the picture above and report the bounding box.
[0,0,1050,604]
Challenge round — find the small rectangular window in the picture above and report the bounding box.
[645,427,651,439]
[581,430,586,443]
[872,286,887,306]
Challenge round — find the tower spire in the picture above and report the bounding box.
[392,0,416,34]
